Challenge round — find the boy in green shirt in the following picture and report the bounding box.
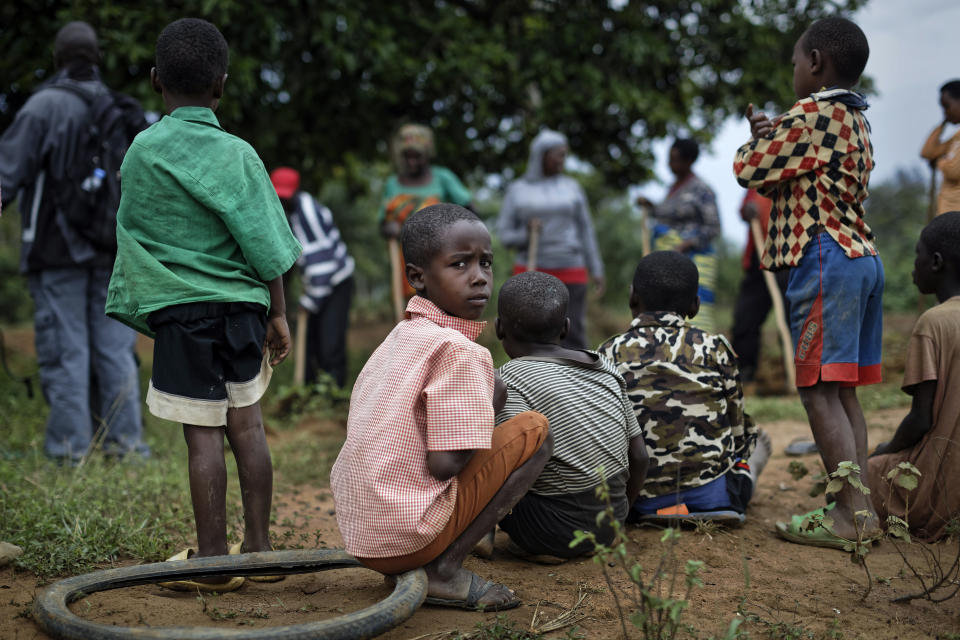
[106,18,301,591]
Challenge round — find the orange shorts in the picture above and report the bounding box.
[357,411,548,574]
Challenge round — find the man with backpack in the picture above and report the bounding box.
[0,21,150,464]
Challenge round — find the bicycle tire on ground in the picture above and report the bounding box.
[33,549,427,640]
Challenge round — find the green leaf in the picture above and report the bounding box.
[826,478,845,495]
[894,473,919,491]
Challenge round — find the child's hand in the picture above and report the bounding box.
[493,372,507,414]
[745,103,780,139]
[265,314,291,366]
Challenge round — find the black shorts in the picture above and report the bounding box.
[499,471,629,558]
[146,302,271,427]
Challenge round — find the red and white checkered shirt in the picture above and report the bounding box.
[330,295,495,558]
[733,88,877,270]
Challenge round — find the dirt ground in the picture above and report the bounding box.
[2,407,959,640]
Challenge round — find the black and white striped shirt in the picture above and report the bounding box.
[289,192,355,312]
[496,353,642,496]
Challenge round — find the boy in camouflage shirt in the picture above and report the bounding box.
[599,252,767,522]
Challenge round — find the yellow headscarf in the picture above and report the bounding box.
[391,124,435,172]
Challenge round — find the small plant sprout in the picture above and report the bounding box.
[569,469,739,640]
[802,462,875,599]
[809,470,830,498]
[787,460,808,481]
[881,463,960,605]
[885,461,921,525]
[825,461,870,496]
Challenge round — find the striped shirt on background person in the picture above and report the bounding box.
[289,192,354,312]
[496,354,641,496]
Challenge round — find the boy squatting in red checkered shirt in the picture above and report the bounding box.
[330,204,552,611]
[733,17,884,548]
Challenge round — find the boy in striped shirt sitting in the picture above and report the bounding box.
[495,271,648,561]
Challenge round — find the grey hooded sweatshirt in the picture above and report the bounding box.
[495,129,603,277]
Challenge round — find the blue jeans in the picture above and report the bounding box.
[28,267,149,460]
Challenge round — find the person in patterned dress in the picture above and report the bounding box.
[379,124,472,299]
[635,138,721,332]
[598,252,767,523]
[733,17,883,548]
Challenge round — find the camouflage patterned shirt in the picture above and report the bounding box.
[598,311,756,498]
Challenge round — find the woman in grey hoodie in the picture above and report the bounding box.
[496,130,604,349]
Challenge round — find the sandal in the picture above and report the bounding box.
[424,572,521,611]
[229,542,285,582]
[156,548,245,592]
[775,503,875,550]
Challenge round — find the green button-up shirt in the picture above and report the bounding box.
[106,107,301,336]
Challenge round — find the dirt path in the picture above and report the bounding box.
[2,408,957,639]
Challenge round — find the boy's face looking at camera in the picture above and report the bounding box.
[408,220,493,321]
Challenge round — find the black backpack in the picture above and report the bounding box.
[52,83,146,252]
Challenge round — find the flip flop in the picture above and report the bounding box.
[774,502,871,551]
[229,542,285,583]
[784,438,819,456]
[636,510,746,528]
[423,572,521,611]
[156,548,245,592]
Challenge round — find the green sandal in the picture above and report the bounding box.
[775,503,872,551]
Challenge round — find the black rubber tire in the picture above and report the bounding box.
[33,549,427,640]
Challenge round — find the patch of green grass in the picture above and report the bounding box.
[745,382,909,425]
[271,432,345,487]
[744,394,808,423]
[0,354,247,579]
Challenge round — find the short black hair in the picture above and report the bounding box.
[671,138,699,163]
[940,80,960,100]
[921,211,960,276]
[801,17,869,85]
[497,271,569,343]
[632,251,699,313]
[155,18,229,97]
[400,203,483,268]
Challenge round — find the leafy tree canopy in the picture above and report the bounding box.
[1,0,866,190]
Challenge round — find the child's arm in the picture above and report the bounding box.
[733,102,824,193]
[264,276,291,366]
[626,435,649,505]
[493,372,508,414]
[871,380,936,456]
[719,341,757,460]
[744,103,782,139]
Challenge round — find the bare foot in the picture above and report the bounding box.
[828,504,880,541]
